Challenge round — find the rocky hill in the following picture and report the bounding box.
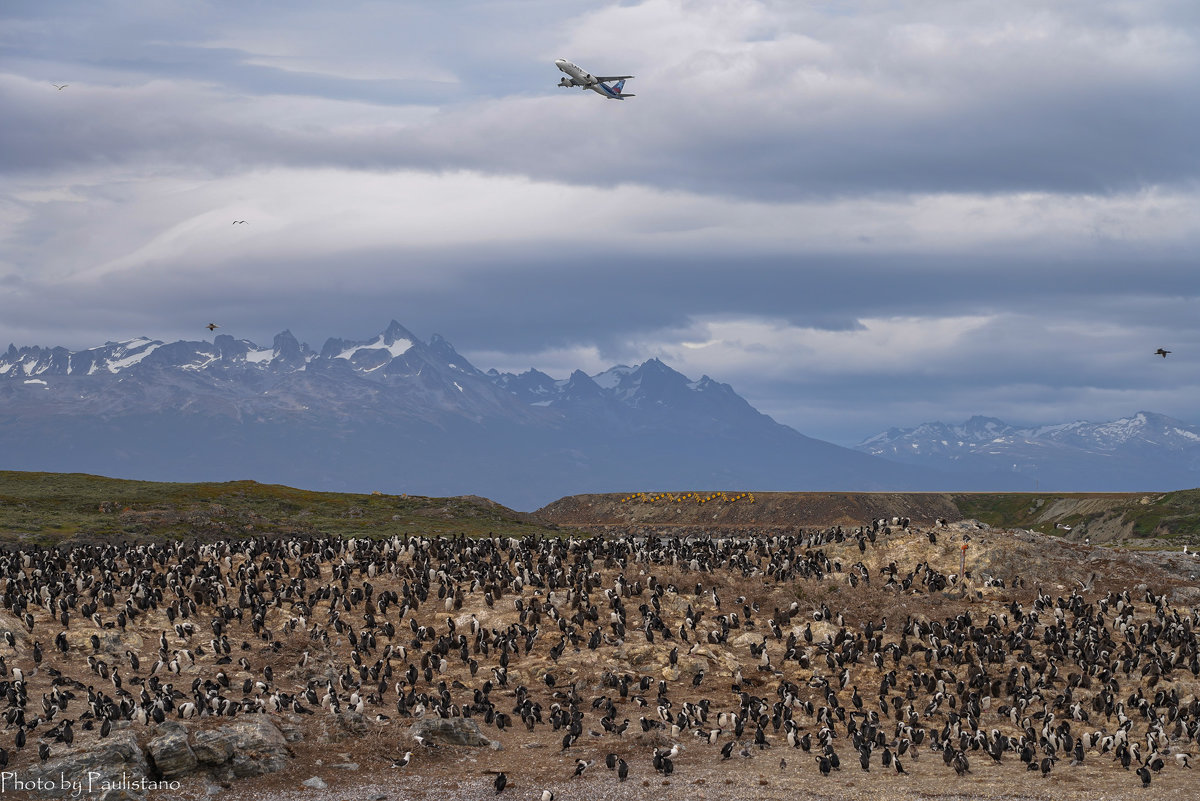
[536,489,1200,544]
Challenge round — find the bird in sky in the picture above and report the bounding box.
[206,323,219,332]
[52,84,68,90]
[1155,348,1171,358]
[232,220,248,224]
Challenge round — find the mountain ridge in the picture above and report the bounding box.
[854,411,1200,491]
[4,322,1192,507]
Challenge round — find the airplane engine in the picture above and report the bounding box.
[558,78,573,87]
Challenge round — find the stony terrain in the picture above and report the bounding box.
[0,511,1198,800]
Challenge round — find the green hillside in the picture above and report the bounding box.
[0,471,554,546]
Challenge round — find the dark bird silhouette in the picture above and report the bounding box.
[206,323,219,331]
[494,772,507,794]
[232,220,248,225]
[53,83,68,90]
[1155,348,1170,358]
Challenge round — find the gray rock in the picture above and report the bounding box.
[147,726,198,779]
[192,729,236,766]
[302,777,329,790]
[224,718,293,779]
[190,717,292,780]
[409,717,492,747]
[337,710,369,736]
[23,732,150,800]
[278,722,306,743]
[330,762,360,770]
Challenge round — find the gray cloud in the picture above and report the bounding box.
[1,0,1198,445]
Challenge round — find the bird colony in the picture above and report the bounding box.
[0,524,1197,800]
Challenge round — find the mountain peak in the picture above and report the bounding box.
[383,319,418,343]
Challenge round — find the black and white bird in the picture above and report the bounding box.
[494,772,507,794]
[391,751,412,768]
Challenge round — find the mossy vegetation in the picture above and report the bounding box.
[1121,489,1200,539]
[0,471,556,545]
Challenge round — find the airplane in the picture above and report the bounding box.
[554,59,635,100]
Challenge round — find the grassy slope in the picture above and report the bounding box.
[952,490,1200,540]
[0,471,555,545]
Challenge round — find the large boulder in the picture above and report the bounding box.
[191,729,235,767]
[23,732,150,800]
[409,717,493,747]
[190,717,292,780]
[225,718,293,779]
[147,722,198,779]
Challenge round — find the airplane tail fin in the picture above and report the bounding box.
[613,79,626,93]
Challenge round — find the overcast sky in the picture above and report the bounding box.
[2,0,1197,444]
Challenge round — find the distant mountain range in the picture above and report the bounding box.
[1,321,1194,509]
[0,321,967,509]
[854,412,1200,491]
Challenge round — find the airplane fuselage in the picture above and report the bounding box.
[554,59,634,100]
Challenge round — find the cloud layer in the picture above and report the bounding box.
[2,0,1197,444]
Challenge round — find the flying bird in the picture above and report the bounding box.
[1155,348,1170,358]
[53,84,68,90]
[232,220,248,224]
[206,323,219,332]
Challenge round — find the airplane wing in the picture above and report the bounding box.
[593,75,633,82]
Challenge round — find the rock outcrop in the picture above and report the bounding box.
[409,717,494,747]
[24,732,150,800]
[18,717,293,799]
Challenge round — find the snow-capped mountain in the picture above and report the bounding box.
[2,321,993,509]
[854,412,1200,491]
